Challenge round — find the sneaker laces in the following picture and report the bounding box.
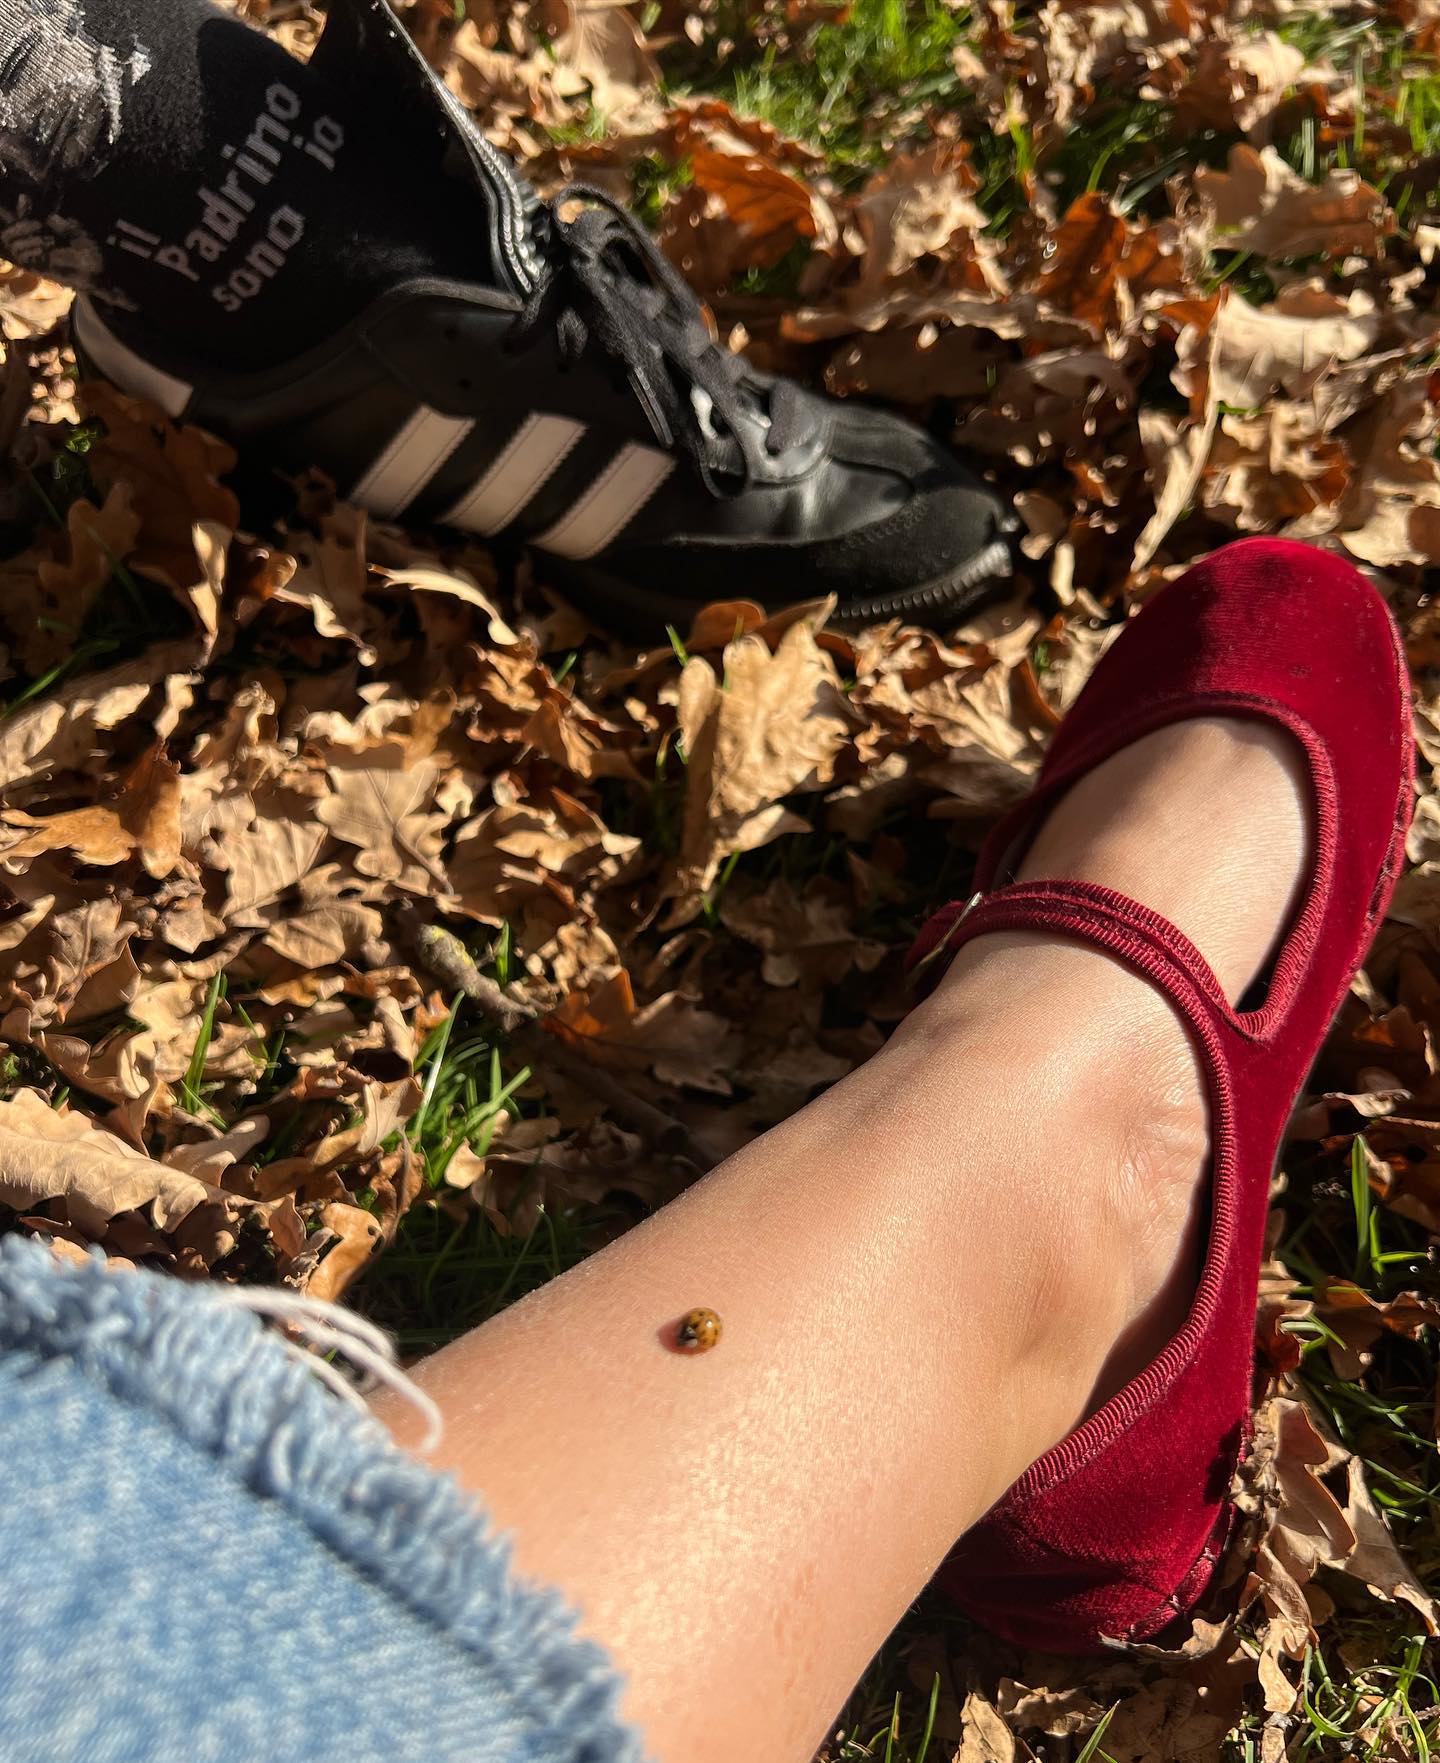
[511,185,808,494]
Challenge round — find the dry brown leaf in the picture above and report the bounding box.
[448,788,639,924]
[220,812,331,925]
[1205,286,1382,413]
[844,143,992,293]
[1314,1277,1440,1379]
[1171,31,1309,139]
[315,750,447,891]
[0,1087,240,1238]
[120,744,183,879]
[0,801,136,866]
[718,879,885,988]
[263,901,386,972]
[83,380,240,597]
[0,482,141,674]
[1033,193,1191,334]
[690,141,817,266]
[272,507,378,652]
[547,969,735,1092]
[305,1201,383,1302]
[673,617,851,904]
[0,639,203,800]
[955,1690,1016,1763]
[1340,1455,1440,1632]
[1239,1394,1438,1714]
[1194,145,1392,263]
[536,0,661,124]
[1202,405,1350,535]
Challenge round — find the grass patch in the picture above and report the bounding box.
[355,1201,594,1356]
[710,0,971,183]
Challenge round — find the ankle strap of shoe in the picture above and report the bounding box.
[907,877,1237,1032]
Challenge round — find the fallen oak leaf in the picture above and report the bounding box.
[164,1113,271,1183]
[687,141,818,267]
[546,970,736,1094]
[1313,1277,1440,1380]
[258,1191,305,1261]
[956,1690,1016,1763]
[0,481,141,675]
[378,562,519,645]
[254,1076,420,1200]
[0,1086,241,1237]
[659,103,828,297]
[683,599,767,650]
[666,98,827,172]
[1198,285,1382,414]
[0,801,136,866]
[1170,29,1309,138]
[270,505,378,654]
[843,141,994,295]
[1032,192,1190,335]
[520,688,644,782]
[0,738,178,870]
[1098,1678,1233,1763]
[535,1027,721,1171]
[314,748,448,891]
[0,638,205,801]
[1193,144,1391,264]
[82,380,240,602]
[41,1233,136,1273]
[674,617,852,903]
[119,743,183,880]
[262,901,386,972]
[305,1200,383,1302]
[536,0,661,125]
[1235,1392,1437,1717]
[447,790,640,924]
[220,812,331,926]
[718,878,885,989]
[483,1118,677,1237]
[1340,1455,1439,1633]
[1255,1245,1313,1378]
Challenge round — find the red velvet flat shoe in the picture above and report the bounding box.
[908,537,1414,1653]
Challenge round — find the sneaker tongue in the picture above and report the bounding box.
[311,0,543,296]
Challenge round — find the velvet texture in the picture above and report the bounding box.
[909,538,1414,1652]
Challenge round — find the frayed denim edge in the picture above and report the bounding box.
[0,1237,648,1763]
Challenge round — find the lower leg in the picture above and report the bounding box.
[373,718,1309,1763]
[382,982,1139,1762]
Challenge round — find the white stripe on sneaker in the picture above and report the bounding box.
[442,414,585,534]
[72,297,194,419]
[535,443,674,560]
[350,407,475,518]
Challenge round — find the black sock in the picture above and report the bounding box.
[0,0,492,368]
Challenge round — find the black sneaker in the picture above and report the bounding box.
[71,0,1016,634]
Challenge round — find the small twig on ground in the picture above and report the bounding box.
[394,904,720,1172]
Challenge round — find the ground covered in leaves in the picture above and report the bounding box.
[2,0,1440,1756]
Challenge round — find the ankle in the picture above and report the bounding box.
[910,933,1209,1409]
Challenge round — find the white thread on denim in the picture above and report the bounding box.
[215,1286,444,1452]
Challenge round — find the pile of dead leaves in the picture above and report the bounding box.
[3,0,1440,1755]
[0,372,1053,1292]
